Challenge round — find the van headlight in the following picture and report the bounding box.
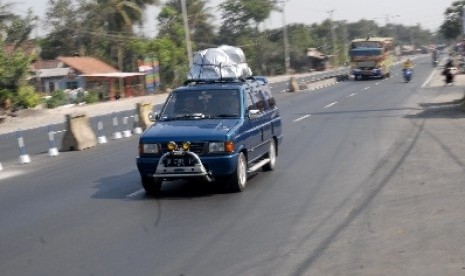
[140,143,159,154]
[208,141,234,153]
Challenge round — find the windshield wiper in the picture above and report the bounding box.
[213,114,238,118]
[174,113,206,119]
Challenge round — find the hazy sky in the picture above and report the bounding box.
[24,0,456,38]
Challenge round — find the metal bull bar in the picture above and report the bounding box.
[154,150,210,179]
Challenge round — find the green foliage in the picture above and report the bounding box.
[0,41,37,110]
[129,36,188,88]
[15,85,41,108]
[84,91,99,104]
[35,0,443,91]
[0,46,33,90]
[45,90,66,109]
[0,88,13,108]
[4,9,37,45]
[440,1,465,40]
[220,0,278,28]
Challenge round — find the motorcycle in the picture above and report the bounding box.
[402,68,412,82]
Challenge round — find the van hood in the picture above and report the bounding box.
[141,119,241,142]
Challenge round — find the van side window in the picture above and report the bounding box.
[248,89,266,112]
[261,88,276,110]
[245,89,255,111]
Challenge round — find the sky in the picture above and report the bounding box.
[23,0,457,38]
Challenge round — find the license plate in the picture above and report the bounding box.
[164,157,195,167]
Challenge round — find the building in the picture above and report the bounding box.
[31,56,146,101]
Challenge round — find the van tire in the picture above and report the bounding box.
[227,152,247,192]
[142,176,162,196]
[262,140,277,171]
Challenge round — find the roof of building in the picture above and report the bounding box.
[56,56,119,74]
[31,60,62,71]
[80,72,145,78]
[36,68,73,78]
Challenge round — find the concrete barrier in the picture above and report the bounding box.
[289,76,300,92]
[61,112,97,151]
[137,102,154,130]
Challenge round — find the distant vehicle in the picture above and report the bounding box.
[349,36,395,80]
[136,76,283,195]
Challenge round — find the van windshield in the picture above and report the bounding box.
[159,89,241,120]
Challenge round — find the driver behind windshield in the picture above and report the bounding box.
[174,95,202,115]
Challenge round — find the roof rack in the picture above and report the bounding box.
[183,76,255,86]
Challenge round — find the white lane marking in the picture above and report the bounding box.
[293,114,311,123]
[127,188,145,198]
[422,70,437,88]
[347,93,356,97]
[324,102,338,108]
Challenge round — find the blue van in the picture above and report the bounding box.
[136,76,283,195]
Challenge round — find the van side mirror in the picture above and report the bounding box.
[148,112,158,122]
[248,109,261,119]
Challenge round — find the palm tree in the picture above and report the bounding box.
[157,0,215,49]
[92,0,160,34]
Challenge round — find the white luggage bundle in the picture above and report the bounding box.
[187,45,252,81]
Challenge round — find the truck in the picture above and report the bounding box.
[349,36,395,80]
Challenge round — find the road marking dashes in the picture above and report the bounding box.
[324,102,338,108]
[127,188,145,198]
[293,114,311,123]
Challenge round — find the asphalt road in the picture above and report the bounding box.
[1,56,465,275]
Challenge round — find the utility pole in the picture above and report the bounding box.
[117,43,124,99]
[342,20,348,66]
[281,1,291,74]
[327,9,337,67]
[181,0,193,67]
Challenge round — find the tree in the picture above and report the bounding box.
[4,10,38,47]
[129,37,186,88]
[0,0,15,39]
[0,42,40,110]
[218,0,279,74]
[220,0,278,31]
[0,2,40,110]
[41,0,160,71]
[40,0,89,58]
[157,0,215,50]
[149,0,215,86]
[440,0,465,40]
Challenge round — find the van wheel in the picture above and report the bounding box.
[141,176,162,196]
[227,152,247,192]
[262,140,276,171]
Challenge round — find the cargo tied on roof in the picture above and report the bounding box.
[187,45,253,81]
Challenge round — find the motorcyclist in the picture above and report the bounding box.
[402,58,413,70]
[432,49,438,67]
[402,58,413,82]
[442,60,455,85]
